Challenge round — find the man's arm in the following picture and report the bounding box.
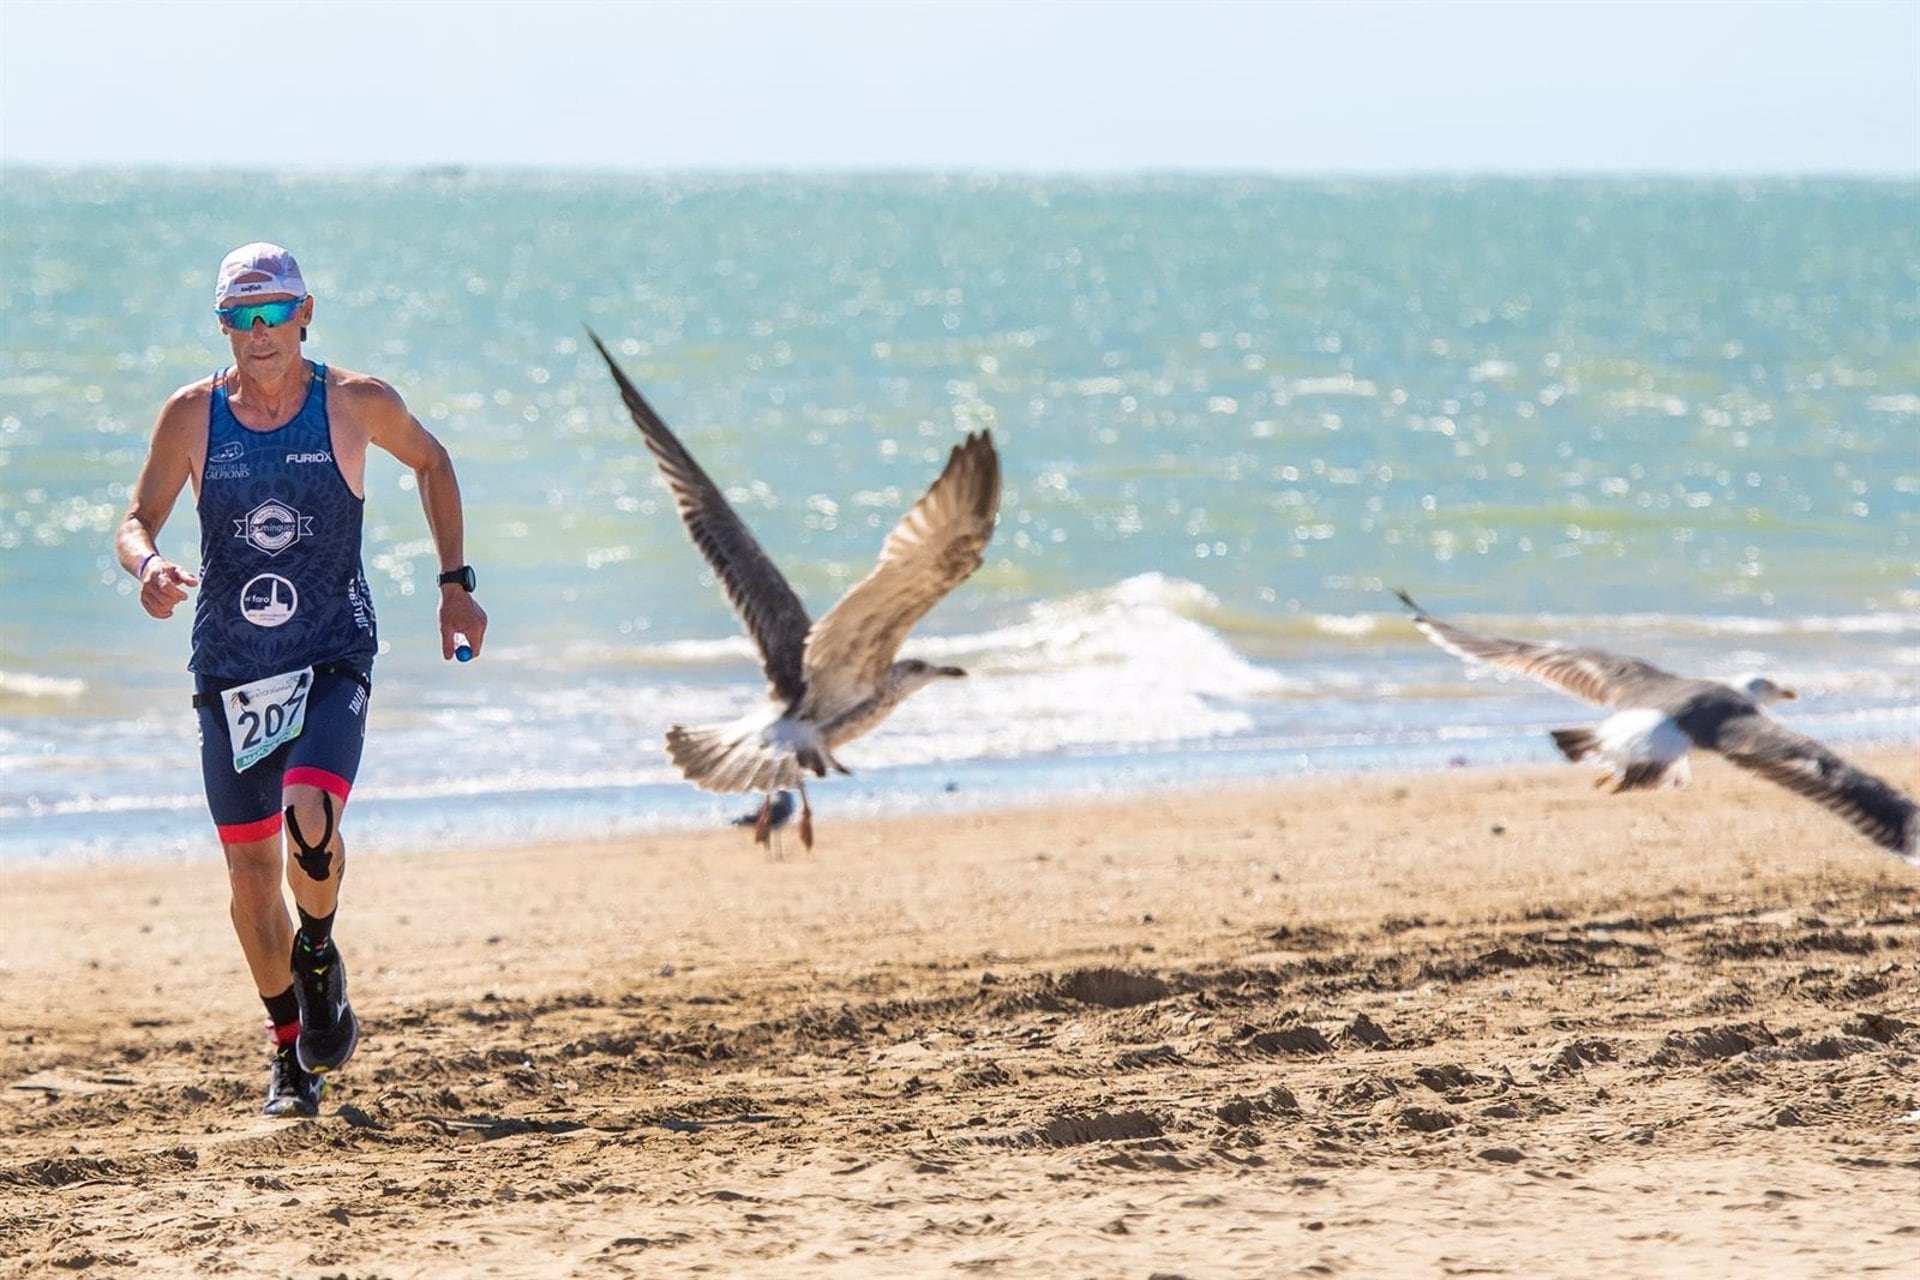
[117,389,204,620]
[359,379,490,660]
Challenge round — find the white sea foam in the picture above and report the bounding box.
[1312,614,1379,638]
[542,575,1297,771]
[1378,610,1920,641]
[0,670,86,699]
[0,790,204,821]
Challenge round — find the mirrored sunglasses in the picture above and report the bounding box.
[217,296,306,330]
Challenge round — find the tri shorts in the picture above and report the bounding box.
[194,659,373,844]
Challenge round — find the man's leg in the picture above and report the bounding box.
[200,675,324,1119]
[219,820,321,1118]
[274,664,371,1076]
[284,779,346,922]
[283,773,357,1074]
[223,829,296,996]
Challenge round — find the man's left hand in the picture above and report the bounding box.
[439,592,488,661]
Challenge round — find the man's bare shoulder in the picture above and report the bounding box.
[325,365,407,408]
[325,365,415,434]
[154,376,217,434]
[164,373,219,409]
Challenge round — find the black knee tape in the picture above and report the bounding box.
[286,793,336,882]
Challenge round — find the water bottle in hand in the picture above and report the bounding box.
[454,632,473,662]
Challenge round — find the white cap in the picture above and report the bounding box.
[214,243,306,306]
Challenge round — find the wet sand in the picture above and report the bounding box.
[3,752,1917,1277]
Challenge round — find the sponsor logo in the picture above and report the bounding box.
[349,686,367,717]
[234,499,313,556]
[347,575,374,634]
[206,439,250,480]
[239,574,298,628]
[285,451,333,465]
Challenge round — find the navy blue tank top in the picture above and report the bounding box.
[191,362,377,682]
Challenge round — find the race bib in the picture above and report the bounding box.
[220,667,314,772]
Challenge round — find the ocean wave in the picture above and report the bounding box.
[0,670,86,700]
[10,577,1914,840]
[506,575,1297,769]
[1222,607,1920,647]
[0,790,204,821]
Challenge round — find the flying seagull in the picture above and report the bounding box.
[1396,589,1918,864]
[591,331,1001,850]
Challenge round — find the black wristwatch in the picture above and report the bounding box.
[437,565,477,592]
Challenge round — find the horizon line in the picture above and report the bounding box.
[4,162,1917,181]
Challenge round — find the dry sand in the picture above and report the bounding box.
[3,752,1917,1278]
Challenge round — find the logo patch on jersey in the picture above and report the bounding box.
[346,575,374,634]
[234,499,314,556]
[239,574,299,628]
[285,451,333,465]
[205,439,250,481]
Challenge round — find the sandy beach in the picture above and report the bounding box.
[3,752,1916,1278]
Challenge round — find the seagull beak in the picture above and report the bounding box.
[938,666,967,678]
[1779,687,1798,701]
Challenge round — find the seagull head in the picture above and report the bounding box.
[889,658,968,697]
[1735,673,1798,705]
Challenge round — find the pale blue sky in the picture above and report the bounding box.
[3,0,1915,172]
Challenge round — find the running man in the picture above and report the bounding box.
[115,243,489,1117]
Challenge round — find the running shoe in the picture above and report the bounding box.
[263,1042,323,1117]
[291,940,359,1074]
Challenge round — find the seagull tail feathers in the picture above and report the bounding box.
[665,723,808,794]
[1550,727,1598,762]
[1554,727,1689,793]
[1612,761,1675,793]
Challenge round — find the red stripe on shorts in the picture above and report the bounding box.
[217,813,283,844]
[284,767,352,801]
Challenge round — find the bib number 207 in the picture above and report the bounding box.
[223,667,314,772]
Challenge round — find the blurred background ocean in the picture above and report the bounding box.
[2,172,1915,865]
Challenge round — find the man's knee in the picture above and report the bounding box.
[283,785,346,882]
[225,834,280,870]
[224,834,283,900]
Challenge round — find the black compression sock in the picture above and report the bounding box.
[262,984,300,1031]
[295,906,337,957]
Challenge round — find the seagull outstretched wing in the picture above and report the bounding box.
[800,432,1001,718]
[1394,589,1677,709]
[591,331,812,704]
[1710,714,1920,862]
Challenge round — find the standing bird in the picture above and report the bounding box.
[591,332,1001,849]
[1396,590,1918,864]
[730,790,796,855]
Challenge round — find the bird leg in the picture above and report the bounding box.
[753,795,774,846]
[797,779,815,851]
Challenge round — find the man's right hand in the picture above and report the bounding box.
[139,559,200,619]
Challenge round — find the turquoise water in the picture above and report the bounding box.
[2,173,1915,863]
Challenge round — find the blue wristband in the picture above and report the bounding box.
[136,551,160,581]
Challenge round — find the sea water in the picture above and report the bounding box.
[2,173,1915,864]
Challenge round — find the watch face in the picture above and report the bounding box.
[442,566,475,591]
